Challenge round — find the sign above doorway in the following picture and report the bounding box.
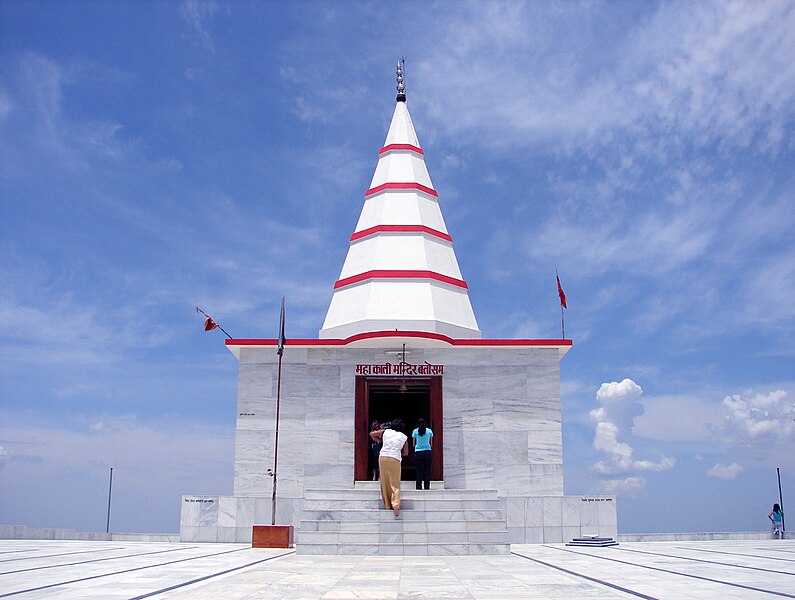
[355,362,444,376]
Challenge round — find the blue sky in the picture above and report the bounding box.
[1,1,793,535]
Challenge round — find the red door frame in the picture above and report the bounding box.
[354,376,443,482]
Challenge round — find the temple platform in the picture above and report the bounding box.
[1,538,791,599]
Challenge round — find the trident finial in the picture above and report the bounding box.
[396,58,406,102]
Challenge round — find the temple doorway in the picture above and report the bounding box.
[354,376,443,482]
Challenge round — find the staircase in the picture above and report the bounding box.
[296,485,509,555]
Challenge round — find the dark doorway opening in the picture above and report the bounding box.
[369,381,429,482]
[355,376,443,482]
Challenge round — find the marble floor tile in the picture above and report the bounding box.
[0,539,792,599]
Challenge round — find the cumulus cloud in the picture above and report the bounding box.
[592,379,644,428]
[590,379,676,480]
[707,462,745,480]
[712,389,794,445]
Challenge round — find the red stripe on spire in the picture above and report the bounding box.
[364,182,438,198]
[350,225,453,243]
[379,143,424,155]
[334,270,468,289]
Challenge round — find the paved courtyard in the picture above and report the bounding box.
[0,539,792,599]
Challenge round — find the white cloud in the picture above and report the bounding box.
[0,268,179,369]
[402,3,795,348]
[634,395,725,442]
[707,462,745,480]
[0,53,140,181]
[523,172,795,345]
[180,0,218,52]
[42,58,127,155]
[589,379,676,480]
[592,379,644,432]
[592,422,633,473]
[597,476,646,495]
[734,245,795,329]
[416,2,795,154]
[713,389,794,444]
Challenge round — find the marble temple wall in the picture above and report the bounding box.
[179,345,617,543]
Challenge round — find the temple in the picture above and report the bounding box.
[180,62,617,554]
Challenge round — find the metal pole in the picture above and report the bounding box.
[106,467,113,533]
[271,351,283,526]
[778,467,785,532]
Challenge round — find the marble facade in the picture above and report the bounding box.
[180,343,617,544]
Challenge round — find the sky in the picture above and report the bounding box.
[1,1,793,536]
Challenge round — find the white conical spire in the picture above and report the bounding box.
[319,65,480,340]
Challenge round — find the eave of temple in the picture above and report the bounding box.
[319,93,481,341]
[226,336,572,357]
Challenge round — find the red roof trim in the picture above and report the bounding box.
[345,330,452,344]
[364,182,438,198]
[350,225,453,243]
[452,338,572,346]
[379,143,424,155]
[333,270,468,290]
[226,332,572,348]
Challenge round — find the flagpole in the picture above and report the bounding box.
[106,467,113,533]
[561,303,565,339]
[778,467,786,532]
[271,349,282,526]
[271,298,286,526]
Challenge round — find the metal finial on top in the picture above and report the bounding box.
[396,59,406,102]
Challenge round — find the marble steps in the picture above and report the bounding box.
[297,488,509,555]
[301,508,506,521]
[301,518,508,532]
[298,528,509,545]
[354,480,445,491]
[308,488,498,501]
[298,542,510,556]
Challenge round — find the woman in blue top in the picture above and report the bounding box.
[769,503,784,539]
[412,418,433,490]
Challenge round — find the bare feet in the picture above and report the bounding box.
[393,506,400,517]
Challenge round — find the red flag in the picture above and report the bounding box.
[196,306,232,338]
[556,274,567,309]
